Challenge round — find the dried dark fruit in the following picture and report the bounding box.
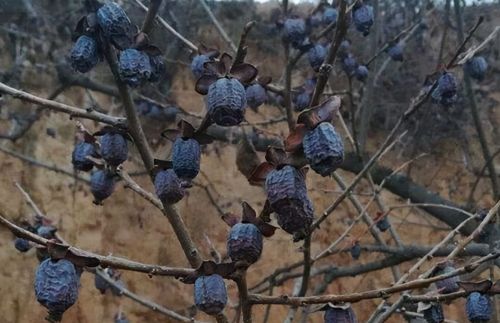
[154,169,185,204]
[90,169,116,203]
[323,8,338,25]
[431,72,458,107]
[353,4,374,36]
[227,223,263,264]
[96,2,134,49]
[194,274,227,315]
[246,84,267,110]
[355,65,369,82]
[387,43,404,62]
[148,54,165,82]
[350,241,361,260]
[466,292,491,323]
[434,265,460,294]
[339,40,351,54]
[70,35,99,73]
[303,122,344,176]
[294,91,312,112]
[464,56,488,81]
[283,18,306,47]
[34,259,79,322]
[421,303,444,323]
[376,216,390,232]
[72,142,98,172]
[207,78,247,126]
[191,54,211,79]
[99,132,128,166]
[14,237,31,252]
[37,225,57,239]
[308,44,327,72]
[172,137,201,180]
[324,304,358,323]
[265,165,314,235]
[119,49,152,87]
[342,54,358,76]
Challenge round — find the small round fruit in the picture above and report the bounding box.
[14,237,31,252]
[207,78,247,126]
[90,170,116,203]
[72,142,97,172]
[154,169,185,204]
[227,223,263,264]
[70,35,99,73]
[194,274,227,315]
[99,132,128,166]
[302,122,344,176]
[171,137,201,180]
[466,292,491,322]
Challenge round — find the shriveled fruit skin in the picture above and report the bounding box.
[353,5,374,36]
[324,306,358,323]
[434,265,460,294]
[14,237,31,252]
[194,274,227,315]
[100,133,128,166]
[308,44,327,71]
[294,91,311,112]
[432,72,458,106]
[207,78,247,126]
[387,44,404,61]
[97,2,133,45]
[303,123,344,177]
[323,8,338,25]
[466,292,492,322]
[148,55,165,82]
[34,259,79,320]
[90,170,116,203]
[227,223,263,264]
[464,56,488,81]
[265,165,314,235]
[172,138,201,180]
[154,169,185,204]
[72,142,97,171]
[283,18,306,47]
[191,54,210,78]
[422,303,444,323]
[246,84,267,109]
[119,49,152,87]
[70,35,99,73]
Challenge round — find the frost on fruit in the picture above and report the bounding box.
[172,137,201,180]
[303,122,344,176]
[96,2,134,48]
[355,65,369,82]
[207,78,247,126]
[90,170,116,204]
[431,72,458,106]
[265,165,314,235]
[99,132,128,166]
[387,43,404,62]
[227,223,263,264]
[421,303,445,323]
[154,169,185,204]
[34,259,79,321]
[14,237,31,252]
[353,4,374,36]
[246,84,267,110]
[119,49,152,87]
[194,274,227,315]
[72,142,97,172]
[324,303,358,323]
[283,18,306,47]
[466,292,492,322]
[308,44,327,72]
[464,56,488,81]
[70,35,99,73]
[322,8,338,25]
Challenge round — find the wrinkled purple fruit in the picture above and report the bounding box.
[387,44,404,62]
[376,216,390,232]
[422,303,444,323]
[353,4,374,36]
[154,169,185,204]
[14,237,31,252]
[246,84,267,110]
[355,65,369,82]
[342,54,357,76]
[350,242,361,260]
[34,259,79,322]
[70,35,99,73]
[431,72,458,107]
[90,170,116,203]
[227,223,263,264]
[302,122,344,177]
[172,137,201,180]
[283,18,306,47]
[99,132,128,166]
[265,165,314,235]
[324,305,358,323]
[466,292,491,322]
[308,44,327,72]
[72,142,97,172]
[434,265,460,294]
[464,56,488,81]
[194,274,227,315]
[323,8,338,25]
[119,49,152,87]
[191,54,211,79]
[96,2,134,48]
[207,78,247,126]
[294,91,311,112]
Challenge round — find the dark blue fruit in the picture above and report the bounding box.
[283,18,306,47]
[432,72,458,106]
[342,54,357,76]
[194,274,227,315]
[70,35,99,73]
[376,216,390,232]
[148,54,165,82]
[303,122,344,176]
[207,78,247,126]
[191,54,211,79]
[422,303,444,323]
[246,84,267,110]
[466,292,491,322]
[387,43,403,62]
[324,304,358,323]
[172,137,201,180]
[355,65,369,82]
[37,226,56,239]
[308,13,322,28]
[323,8,338,25]
[99,132,128,166]
[350,242,361,260]
[14,237,31,252]
[353,4,374,36]
[227,223,263,264]
[72,142,97,172]
[119,49,152,87]
[434,265,460,294]
[308,44,327,72]
[90,170,116,203]
[265,165,314,235]
[34,259,79,321]
[154,169,185,204]
[97,2,134,46]
[464,56,488,81]
[135,100,179,122]
[294,91,311,112]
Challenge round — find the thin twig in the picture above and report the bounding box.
[198,0,237,52]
